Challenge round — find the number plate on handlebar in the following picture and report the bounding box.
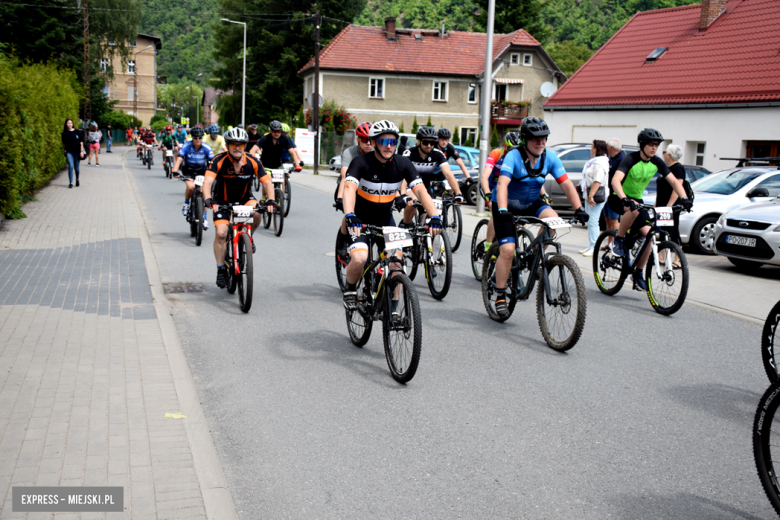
[271,171,284,183]
[433,199,443,210]
[194,175,205,186]
[382,226,413,250]
[443,180,451,190]
[232,205,253,223]
[541,217,571,229]
[656,207,673,226]
[166,150,173,157]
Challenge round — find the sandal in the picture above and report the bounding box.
[672,262,682,270]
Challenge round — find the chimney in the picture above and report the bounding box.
[385,17,397,40]
[699,0,728,29]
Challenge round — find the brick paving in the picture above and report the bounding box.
[0,152,209,518]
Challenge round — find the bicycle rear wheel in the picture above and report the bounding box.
[470,219,489,281]
[237,233,253,313]
[284,178,291,217]
[346,279,373,347]
[645,240,688,315]
[754,380,780,516]
[226,242,237,294]
[262,206,271,229]
[194,196,204,246]
[444,203,462,252]
[481,243,519,322]
[426,232,452,300]
[593,230,627,295]
[537,254,587,352]
[273,187,284,237]
[382,273,422,384]
[335,229,349,292]
[763,300,780,383]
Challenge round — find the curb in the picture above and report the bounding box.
[120,150,240,520]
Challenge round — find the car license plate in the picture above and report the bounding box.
[726,235,756,247]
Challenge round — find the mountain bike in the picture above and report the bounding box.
[428,180,462,252]
[400,201,453,300]
[162,147,175,178]
[343,224,423,384]
[482,215,587,352]
[470,218,490,281]
[754,378,780,516]
[260,185,284,237]
[180,175,206,246]
[762,300,780,383]
[593,203,689,315]
[143,144,154,169]
[266,166,293,217]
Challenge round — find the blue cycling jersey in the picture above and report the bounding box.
[173,129,188,144]
[493,148,568,206]
[178,141,214,170]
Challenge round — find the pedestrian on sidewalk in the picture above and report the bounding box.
[659,144,685,268]
[61,118,85,188]
[86,122,102,166]
[579,139,610,256]
[106,123,113,152]
[601,138,625,250]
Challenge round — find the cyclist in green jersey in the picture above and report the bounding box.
[159,125,177,151]
[609,128,692,289]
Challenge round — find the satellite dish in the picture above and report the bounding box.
[540,82,556,98]
[307,93,323,108]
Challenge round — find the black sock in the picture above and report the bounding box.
[496,288,506,299]
[346,282,356,292]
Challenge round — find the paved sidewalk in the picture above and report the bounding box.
[0,149,236,519]
[292,169,780,324]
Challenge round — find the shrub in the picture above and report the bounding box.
[411,116,418,134]
[453,126,460,145]
[490,124,499,148]
[304,99,356,134]
[0,55,80,218]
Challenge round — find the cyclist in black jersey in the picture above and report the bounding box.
[437,128,473,181]
[342,120,443,310]
[399,126,465,226]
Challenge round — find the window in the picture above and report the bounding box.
[646,47,668,62]
[461,127,477,146]
[100,58,109,73]
[128,86,135,100]
[467,84,477,104]
[754,175,780,197]
[128,60,136,74]
[369,77,384,99]
[559,148,592,173]
[696,142,706,166]
[523,54,533,66]
[494,83,507,103]
[432,81,448,102]
[129,39,137,47]
[449,153,471,168]
[747,141,780,159]
[510,53,520,65]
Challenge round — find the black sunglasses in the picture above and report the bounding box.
[421,140,436,146]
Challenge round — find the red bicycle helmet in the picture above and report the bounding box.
[165,125,173,131]
[356,121,372,138]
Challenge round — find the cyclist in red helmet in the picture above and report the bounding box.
[336,122,373,210]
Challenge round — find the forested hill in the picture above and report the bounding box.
[141,0,218,84]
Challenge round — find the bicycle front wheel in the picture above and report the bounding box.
[237,233,253,313]
[754,380,780,516]
[537,254,587,352]
[444,203,462,252]
[273,188,284,237]
[194,196,204,246]
[382,273,422,384]
[762,300,780,383]
[226,242,237,294]
[426,232,453,300]
[470,219,489,281]
[645,240,688,315]
[284,178,291,217]
[593,230,627,295]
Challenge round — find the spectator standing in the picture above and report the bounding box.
[126,126,134,144]
[86,122,102,167]
[106,123,113,153]
[61,118,85,188]
[601,138,625,249]
[659,144,685,267]
[579,140,610,256]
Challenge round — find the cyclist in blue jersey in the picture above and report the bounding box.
[172,126,215,229]
[173,124,188,147]
[492,117,588,317]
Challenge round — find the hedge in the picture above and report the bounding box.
[0,55,80,218]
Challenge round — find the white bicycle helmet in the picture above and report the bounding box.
[369,120,400,139]
[223,127,249,144]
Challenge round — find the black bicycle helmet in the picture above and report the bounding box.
[637,128,665,146]
[437,128,451,139]
[416,126,437,140]
[520,117,550,142]
[269,120,283,131]
[504,131,521,147]
[190,126,205,139]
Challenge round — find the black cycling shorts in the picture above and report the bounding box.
[212,197,258,225]
[181,166,207,180]
[421,173,445,191]
[347,215,401,262]
[491,199,550,245]
[607,194,650,227]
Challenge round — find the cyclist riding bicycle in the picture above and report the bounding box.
[250,120,302,171]
[609,128,692,289]
[172,126,215,230]
[342,120,443,310]
[280,122,305,167]
[246,124,261,154]
[204,124,227,154]
[399,126,465,226]
[202,127,275,289]
[173,124,188,147]
[479,131,522,253]
[492,117,589,317]
[159,125,177,151]
[436,128,473,181]
[139,127,157,157]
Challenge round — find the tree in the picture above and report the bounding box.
[356,0,479,31]
[399,122,405,133]
[547,41,594,78]
[473,0,550,43]
[490,124,498,148]
[296,106,305,129]
[426,115,432,127]
[411,116,419,134]
[453,126,460,145]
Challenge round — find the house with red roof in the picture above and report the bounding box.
[543,0,780,171]
[299,18,565,145]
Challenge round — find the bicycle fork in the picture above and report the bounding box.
[423,235,445,281]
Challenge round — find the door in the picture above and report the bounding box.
[747,141,780,159]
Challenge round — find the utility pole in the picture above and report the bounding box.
[476,0,496,216]
[313,9,321,174]
[82,0,90,125]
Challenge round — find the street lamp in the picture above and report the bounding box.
[133,44,154,125]
[220,18,246,127]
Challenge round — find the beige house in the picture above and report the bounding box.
[298,19,565,144]
[103,34,162,127]
[202,88,226,128]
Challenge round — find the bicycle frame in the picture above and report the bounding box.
[217,205,256,277]
[356,227,408,320]
[622,204,678,280]
[511,217,570,306]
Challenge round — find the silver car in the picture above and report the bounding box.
[713,196,780,268]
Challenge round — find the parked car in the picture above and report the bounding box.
[641,165,712,200]
[329,155,341,171]
[713,195,780,269]
[450,145,481,204]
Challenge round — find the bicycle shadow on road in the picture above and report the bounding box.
[611,492,766,520]
[664,383,762,425]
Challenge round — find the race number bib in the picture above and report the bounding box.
[232,205,253,223]
[271,171,284,183]
[656,207,673,226]
[443,180,451,190]
[541,216,571,229]
[166,150,174,157]
[194,175,205,186]
[382,226,413,250]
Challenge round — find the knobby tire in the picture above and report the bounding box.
[382,273,422,384]
[645,240,688,315]
[470,219,489,281]
[194,196,204,246]
[754,380,780,516]
[763,300,780,383]
[481,243,519,322]
[426,232,452,300]
[273,187,284,237]
[593,230,627,296]
[536,254,587,352]
[237,233,253,313]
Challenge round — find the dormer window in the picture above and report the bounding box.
[646,47,668,62]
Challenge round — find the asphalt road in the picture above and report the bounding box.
[125,151,776,519]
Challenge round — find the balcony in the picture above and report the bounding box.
[490,102,530,123]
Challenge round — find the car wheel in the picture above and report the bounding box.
[466,183,478,206]
[691,216,718,255]
[728,257,764,270]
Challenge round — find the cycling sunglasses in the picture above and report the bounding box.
[358,137,371,144]
[375,137,397,147]
[227,142,246,149]
[421,140,437,146]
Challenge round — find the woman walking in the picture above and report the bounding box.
[86,122,102,166]
[659,144,686,268]
[579,140,610,256]
[61,118,85,188]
